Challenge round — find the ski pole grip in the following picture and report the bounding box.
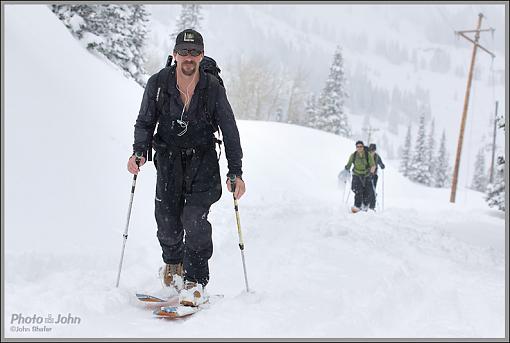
[134,152,143,166]
[228,174,236,193]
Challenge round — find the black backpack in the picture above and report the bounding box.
[148,55,224,161]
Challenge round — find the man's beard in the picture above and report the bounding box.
[180,61,197,76]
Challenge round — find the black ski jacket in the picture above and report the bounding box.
[133,68,243,177]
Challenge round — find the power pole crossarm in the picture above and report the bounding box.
[456,32,496,58]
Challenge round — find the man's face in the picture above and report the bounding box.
[173,48,203,76]
[356,144,364,152]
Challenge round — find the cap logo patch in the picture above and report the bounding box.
[183,32,195,42]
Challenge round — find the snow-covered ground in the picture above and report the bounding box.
[4,5,506,339]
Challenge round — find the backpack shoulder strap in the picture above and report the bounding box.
[155,66,174,114]
[146,66,172,162]
[202,73,221,132]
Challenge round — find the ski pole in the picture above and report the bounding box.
[229,175,250,293]
[342,173,348,203]
[346,173,353,204]
[116,153,142,288]
[342,181,347,203]
[370,176,378,210]
[382,169,385,212]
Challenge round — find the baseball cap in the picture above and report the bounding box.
[174,29,204,51]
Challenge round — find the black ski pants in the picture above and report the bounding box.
[351,174,375,209]
[153,146,222,287]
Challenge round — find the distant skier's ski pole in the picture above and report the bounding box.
[116,153,142,288]
[371,176,378,210]
[382,170,385,212]
[229,175,250,293]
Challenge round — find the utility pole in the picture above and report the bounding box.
[489,100,499,184]
[362,126,379,145]
[450,13,495,203]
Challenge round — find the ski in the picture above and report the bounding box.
[153,294,224,319]
[136,292,224,319]
[136,293,177,303]
[153,305,201,319]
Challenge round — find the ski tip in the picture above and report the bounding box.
[136,293,167,303]
[153,306,200,319]
[351,207,360,213]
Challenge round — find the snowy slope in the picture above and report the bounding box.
[4,5,506,339]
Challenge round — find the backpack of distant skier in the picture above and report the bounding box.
[148,55,224,161]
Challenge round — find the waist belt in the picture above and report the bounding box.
[171,143,216,196]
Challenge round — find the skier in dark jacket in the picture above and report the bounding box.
[127,29,245,306]
[368,143,385,209]
[368,143,385,187]
[345,141,376,212]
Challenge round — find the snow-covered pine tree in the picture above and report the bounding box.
[399,124,412,176]
[128,5,150,86]
[471,147,488,192]
[51,4,149,86]
[313,46,351,137]
[426,119,436,186]
[170,4,203,40]
[303,93,318,129]
[434,130,450,188]
[486,156,505,211]
[486,116,505,211]
[407,114,432,185]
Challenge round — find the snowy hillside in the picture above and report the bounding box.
[4,5,506,339]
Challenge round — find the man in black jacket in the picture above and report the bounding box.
[127,29,245,306]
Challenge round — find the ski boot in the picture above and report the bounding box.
[159,263,184,291]
[179,281,208,307]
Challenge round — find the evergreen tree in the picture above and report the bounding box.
[171,4,203,40]
[426,119,436,186]
[434,130,450,188]
[471,147,488,192]
[51,4,150,86]
[408,114,432,185]
[128,5,150,85]
[399,124,412,176]
[272,107,283,122]
[486,117,505,211]
[486,156,505,211]
[303,93,318,128]
[313,46,351,137]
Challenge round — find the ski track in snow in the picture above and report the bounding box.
[5,197,505,338]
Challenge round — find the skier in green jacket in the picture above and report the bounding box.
[344,141,376,212]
